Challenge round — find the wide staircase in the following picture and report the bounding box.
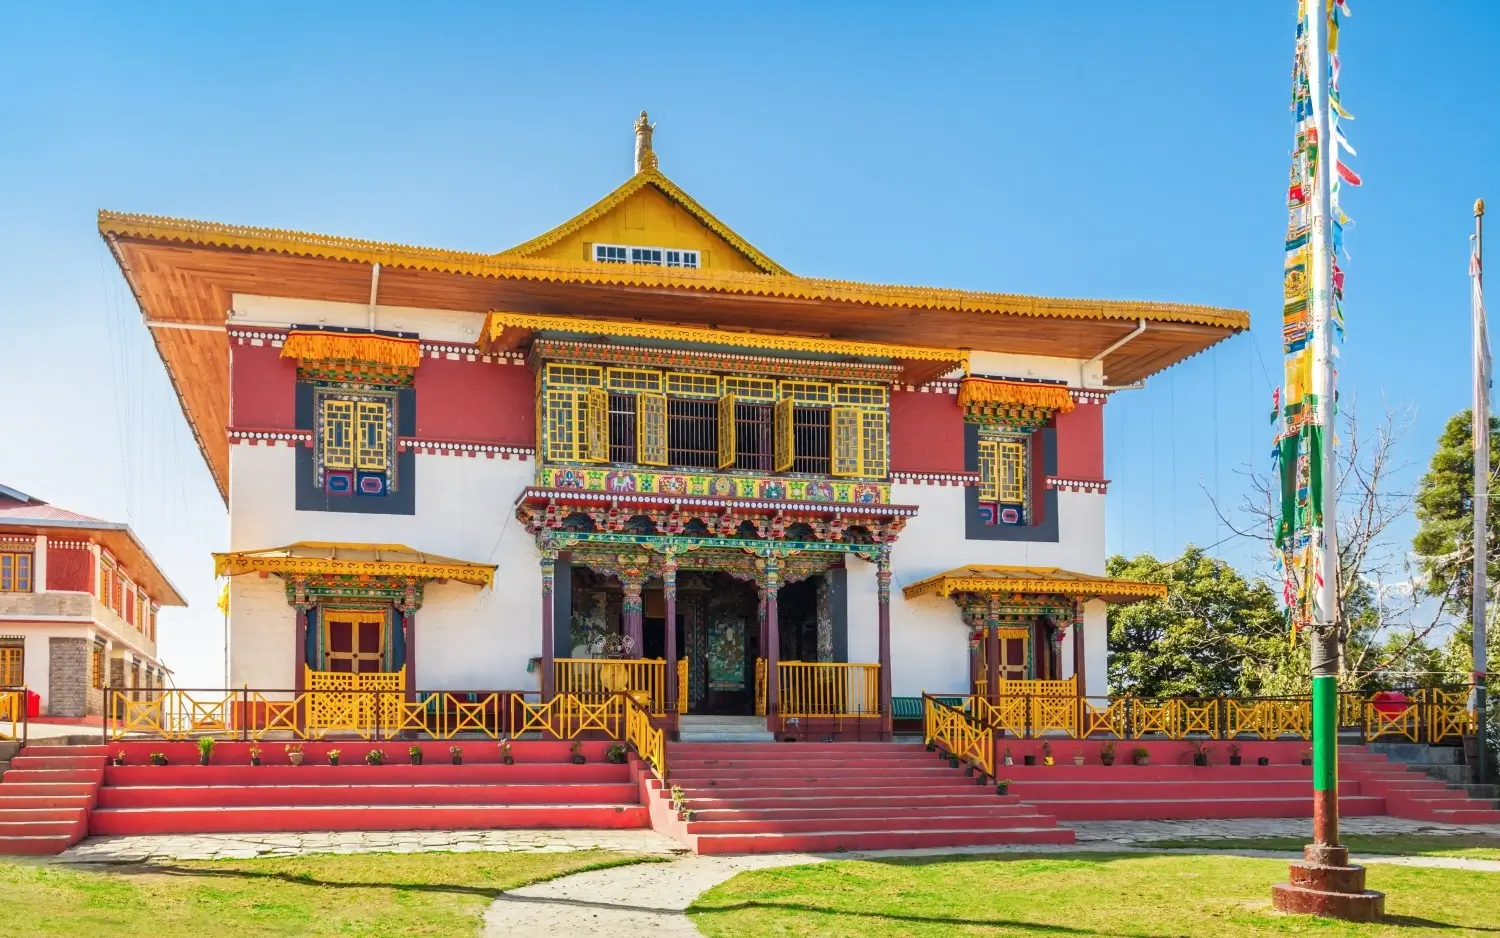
[86,740,648,836]
[1342,744,1500,824]
[0,743,106,855]
[664,741,1073,854]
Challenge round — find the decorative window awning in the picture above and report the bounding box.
[213,542,496,588]
[902,565,1166,604]
[958,377,1075,426]
[480,310,968,386]
[281,327,423,373]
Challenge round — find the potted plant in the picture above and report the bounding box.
[450,745,463,766]
[570,741,587,765]
[1002,746,1014,766]
[1228,743,1242,766]
[1041,741,1054,766]
[197,736,215,766]
[996,778,1011,796]
[1099,742,1116,767]
[500,740,514,765]
[605,743,627,765]
[948,752,961,769]
[1257,755,1271,766]
[249,744,262,767]
[1023,751,1037,766]
[1132,746,1150,767]
[669,785,686,812]
[113,750,126,767]
[365,748,385,766]
[1071,750,1086,767]
[1190,740,1211,767]
[1300,747,1313,766]
[149,751,167,766]
[327,748,342,766]
[285,743,304,766]
[408,745,423,766]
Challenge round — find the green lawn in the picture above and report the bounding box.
[690,853,1500,938]
[0,850,648,938]
[1138,834,1500,860]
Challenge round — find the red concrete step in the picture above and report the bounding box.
[0,818,84,838]
[0,807,84,823]
[1,768,103,785]
[1028,794,1388,822]
[9,755,109,771]
[0,835,77,855]
[687,812,1058,836]
[1007,779,1367,800]
[97,782,640,809]
[671,753,941,766]
[693,826,1074,855]
[1422,808,1500,824]
[669,783,989,800]
[676,792,1019,811]
[104,764,632,787]
[987,766,1320,782]
[89,803,650,836]
[17,745,109,757]
[687,802,1038,822]
[0,795,93,810]
[0,783,96,799]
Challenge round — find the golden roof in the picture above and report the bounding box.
[213,542,496,588]
[902,565,1168,603]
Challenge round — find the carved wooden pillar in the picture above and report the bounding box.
[540,551,556,700]
[985,594,1001,703]
[762,555,781,732]
[663,557,678,715]
[876,550,893,739]
[1072,600,1087,696]
[1051,618,1066,681]
[292,577,310,696]
[398,579,420,703]
[621,572,645,655]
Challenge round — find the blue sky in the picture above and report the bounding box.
[1,3,1495,685]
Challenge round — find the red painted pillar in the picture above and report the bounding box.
[621,576,645,655]
[876,551,893,740]
[763,559,781,733]
[402,607,416,702]
[985,596,1001,703]
[540,553,556,700]
[1072,601,1087,697]
[663,558,678,716]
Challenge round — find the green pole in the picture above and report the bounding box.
[1312,674,1338,844]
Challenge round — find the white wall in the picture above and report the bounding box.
[968,350,1101,387]
[227,445,539,692]
[230,295,485,346]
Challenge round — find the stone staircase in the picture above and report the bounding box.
[677,715,774,743]
[662,741,1072,854]
[0,743,106,855]
[1345,742,1500,824]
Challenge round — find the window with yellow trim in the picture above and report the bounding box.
[976,433,1030,526]
[998,440,1025,502]
[835,384,888,407]
[666,372,720,398]
[724,377,777,402]
[90,644,105,690]
[0,553,32,592]
[637,393,668,465]
[322,399,355,470]
[0,646,21,687]
[545,363,604,388]
[779,380,832,404]
[355,401,388,470]
[607,368,662,392]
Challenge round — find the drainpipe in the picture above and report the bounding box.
[368,263,382,331]
[1083,318,1147,391]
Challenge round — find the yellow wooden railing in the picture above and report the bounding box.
[778,662,881,718]
[754,658,766,716]
[554,659,668,713]
[0,687,25,741]
[624,694,666,778]
[924,695,993,777]
[677,658,688,715]
[305,667,405,736]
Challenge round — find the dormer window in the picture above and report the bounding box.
[594,243,700,269]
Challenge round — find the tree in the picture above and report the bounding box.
[1106,547,1286,698]
[1412,409,1500,621]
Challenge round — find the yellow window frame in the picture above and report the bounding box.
[607,367,662,393]
[583,387,610,462]
[355,401,388,471]
[544,387,584,461]
[724,376,777,402]
[322,399,355,470]
[0,646,21,686]
[717,394,737,469]
[773,398,795,472]
[779,380,832,404]
[835,384,888,408]
[544,363,604,388]
[666,372,721,398]
[637,392,668,466]
[90,644,104,690]
[831,407,862,477]
[859,410,888,478]
[978,440,1000,501]
[998,440,1025,502]
[0,553,31,593]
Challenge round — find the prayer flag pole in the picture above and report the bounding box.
[1473,197,1490,788]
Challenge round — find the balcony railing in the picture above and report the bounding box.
[753,660,882,719]
[0,686,26,743]
[554,658,668,713]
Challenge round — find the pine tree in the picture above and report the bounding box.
[1413,409,1500,619]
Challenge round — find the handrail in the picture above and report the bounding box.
[923,694,993,777]
[622,692,666,778]
[554,658,669,714]
[778,662,881,718]
[0,686,26,744]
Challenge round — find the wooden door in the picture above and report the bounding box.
[324,609,386,673]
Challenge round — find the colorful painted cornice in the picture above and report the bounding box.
[213,542,496,588]
[902,565,1167,603]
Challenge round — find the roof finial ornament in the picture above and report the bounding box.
[634,110,658,173]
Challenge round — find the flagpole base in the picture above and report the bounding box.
[1271,846,1385,921]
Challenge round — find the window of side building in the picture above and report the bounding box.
[0,552,32,592]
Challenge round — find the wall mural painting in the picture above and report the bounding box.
[705,588,749,692]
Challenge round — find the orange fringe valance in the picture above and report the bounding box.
[280,330,423,370]
[957,378,1074,414]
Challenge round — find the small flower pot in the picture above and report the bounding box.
[250,756,261,767]
[996,784,1009,796]
[288,753,305,766]
[964,765,975,777]
[1002,756,1014,766]
[329,756,340,766]
[112,758,125,767]
[1134,757,1150,767]
[1257,757,1270,767]
[948,756,960,768]
[502,756,514,766]
[1023,755,1037,766]
[150,756,167,767]
[1229,756,1242,766]
[1072,755,1085,766]
[1300,758,1313,766]
[199,755,211,766]
[1100,756,1115,767]
[1042,757,1055,766]
[571,755,587,765]
[410,754,422,766]
[1192,754,1209,767]
[452,755,463,766]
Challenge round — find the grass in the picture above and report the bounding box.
[690,853,1500,937]
[0,849,650,938]
[1138,834,1500,860]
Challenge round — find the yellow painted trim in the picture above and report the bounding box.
[902,565,1167,602]
[213,543,495,588]
[99,210,1249,330]
[499,169,790,275]
[484,310,968,365]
